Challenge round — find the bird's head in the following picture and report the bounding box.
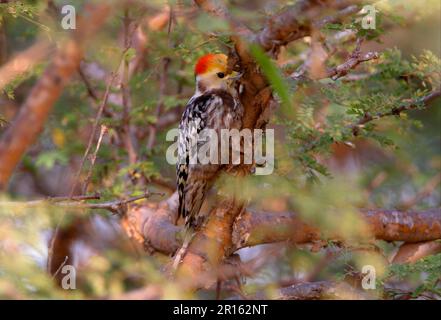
[194,53,240,94]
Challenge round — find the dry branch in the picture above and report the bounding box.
[175,198,245,288]
[0,40,53,92]
[291,37,379,81]
[1,192,157,214]
[233,208,441,249]
[0,3,111,190]
[253,0,359,56]
[351,89,441,136]
[123,197,441,255]
[391,240,441,264]
[231,280,368,300]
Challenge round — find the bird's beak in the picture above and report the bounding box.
[228,71,243,81]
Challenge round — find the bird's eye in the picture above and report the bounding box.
[217,72,225,78]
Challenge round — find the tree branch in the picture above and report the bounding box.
[123,194,441,256]
[253,0,359,56]
[291,37,379,81]
[0,3,111,191]
[351,89,441,136]
[231,280,368,300]
[1,191,159,214]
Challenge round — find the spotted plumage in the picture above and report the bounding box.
[176,53,243,228]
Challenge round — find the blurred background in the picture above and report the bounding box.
[0,0,440,299]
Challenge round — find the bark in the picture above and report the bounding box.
[391,240,441,264]
[231,280,368,300]
[175,199,245,289]
[233,208,441,249]
[123,199,441,255]
[0,41,53,91]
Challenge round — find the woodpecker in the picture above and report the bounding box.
[176,53,243,229]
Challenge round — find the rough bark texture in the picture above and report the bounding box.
[124,198,441,256]
[229,280,368,300]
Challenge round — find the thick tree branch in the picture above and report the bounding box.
[253,0,359,56]
[123,196,441,256]
[232,208,441,249]
[231,280,368,300]
[0,41,53,92]
[175,198,245,289]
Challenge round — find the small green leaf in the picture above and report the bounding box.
[250,44,293,118]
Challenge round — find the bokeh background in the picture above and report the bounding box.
[0,0,440,299]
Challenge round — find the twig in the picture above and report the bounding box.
[398,173,441,210]
[77,65,99,101]
[315,4,360,29]
[328,39,379,80]
[2,191,162,213]
[351,89,441,136]
[52,41,125,274]
[0,4,110,191]
[82,125,108,194]
[1,194,101,206]
[121,8,138,166]
[291,38,379,82]
[69,72,118,197]
[45,194,101,202]
[147,57,171,149]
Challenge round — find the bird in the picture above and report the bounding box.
[176,53,243,230]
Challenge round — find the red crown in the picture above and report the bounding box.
[194,54,217,75]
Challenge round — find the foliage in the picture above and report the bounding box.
[0,0,439,300]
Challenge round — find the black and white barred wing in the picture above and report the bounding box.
[176,94,224,226]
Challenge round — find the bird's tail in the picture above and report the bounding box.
[184,181,209,228]
[172,227,195,271]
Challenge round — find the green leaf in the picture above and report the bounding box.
[124,48,136,63]
[35,150,68,169]
[250,44,293,118]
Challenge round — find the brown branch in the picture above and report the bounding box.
[147,57,171,150]
[291,38,379,81]
[175,198,246,288]
[391,240,441,264]
[0,3,111,191]
[123,195,441,255]
[253,0,359,56]
[232,280,368,300]
[2,191,159,213]
[0,194,101,206]
[328,50,379,80]
[315,4,360,29]
[69,72,118,196]
[398,173,441,211]
[232,208,441,249]
[0,40,53,92]
[121,8,138,166]
[81,125,108,194]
